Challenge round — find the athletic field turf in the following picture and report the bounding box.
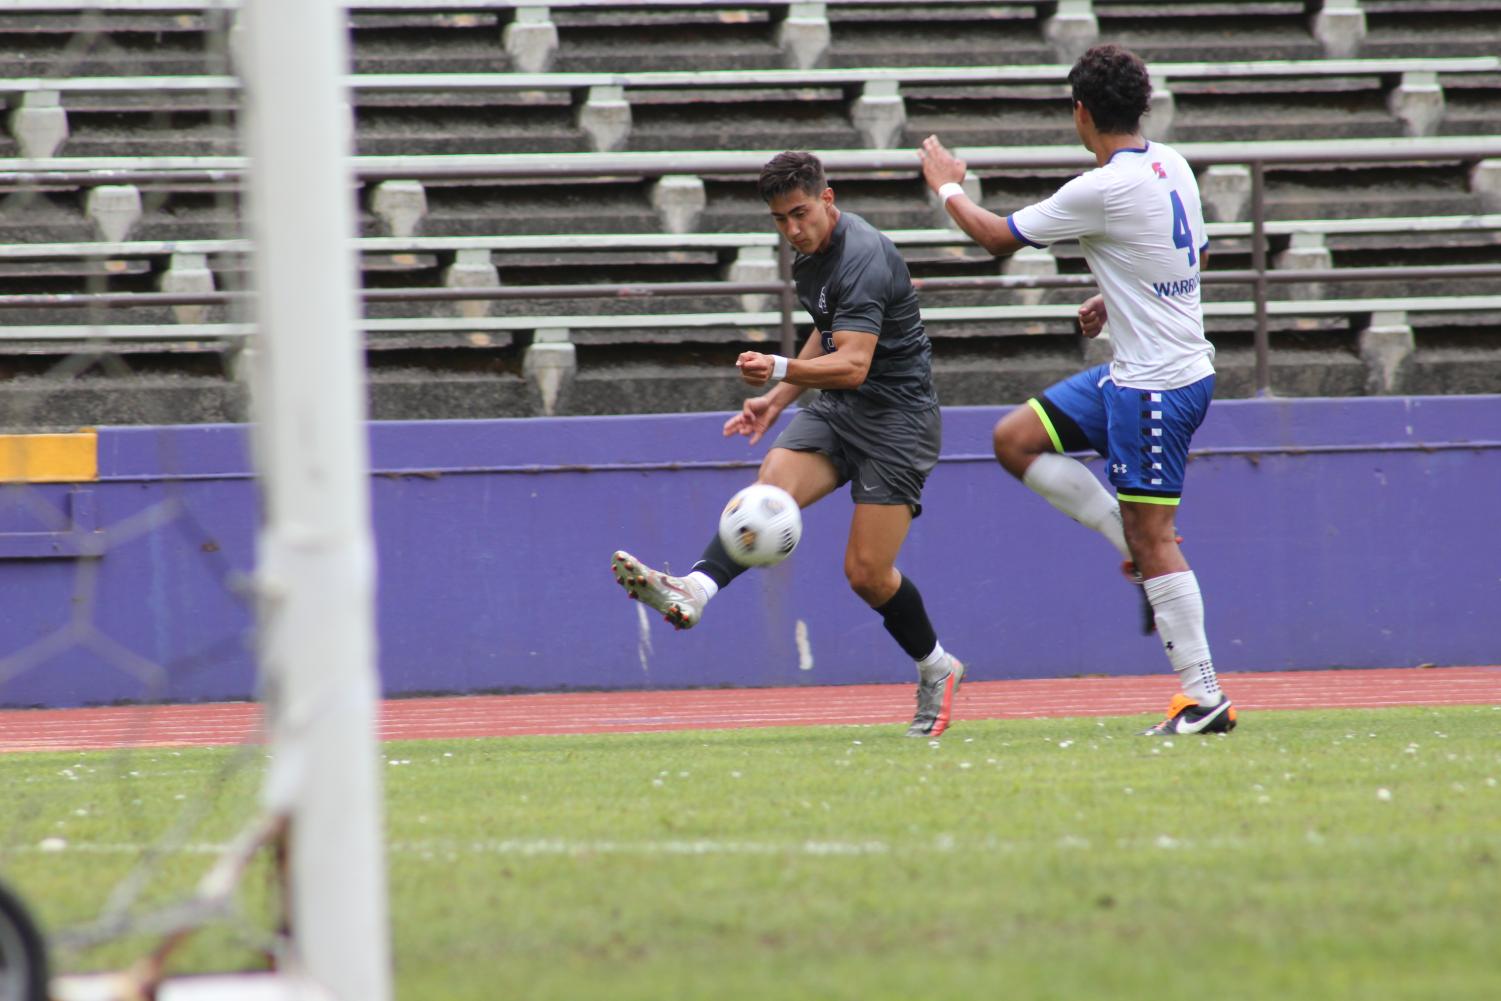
[3,696,1499,1000]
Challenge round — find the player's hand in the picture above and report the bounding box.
[1078,294,1108,338]
[723,395,779,445]
[735,351,775,387]
[918,135,966,193]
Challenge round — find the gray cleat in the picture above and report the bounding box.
[906,654,965,738]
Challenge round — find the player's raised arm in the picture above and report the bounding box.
[919,135,1026,259]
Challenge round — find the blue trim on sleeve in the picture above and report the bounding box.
[1006,215,1044,249]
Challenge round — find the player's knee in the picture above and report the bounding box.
[843,557,893,605]
[757,450,788,483]
[1122,520,1152,557]
[1122,513,1183,572]
[992,415,1035,479]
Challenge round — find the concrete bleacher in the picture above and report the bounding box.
[5,135,1498,238]
[1,0,1500,425]
[6,210,1500,317]
[4,55,1498,160]
[3,137,1500,420]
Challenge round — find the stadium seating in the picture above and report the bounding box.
[1,0,1499,424]
[4,56,1498,159]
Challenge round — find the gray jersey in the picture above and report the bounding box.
[794,211,938,413]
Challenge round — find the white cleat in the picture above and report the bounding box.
[611,550,708,631]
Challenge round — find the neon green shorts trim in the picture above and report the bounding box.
[1025,397,1064,454]
[1116,492,1182,507]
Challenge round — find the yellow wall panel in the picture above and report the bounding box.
[0,431,99,483]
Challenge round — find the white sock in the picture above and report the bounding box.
[1022,452,1130,560]
[686,571,719,602]
[1142,570,1223,706]
[917,641,947,671]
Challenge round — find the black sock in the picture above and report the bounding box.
[692,532,751,591]
[875,574,939,661]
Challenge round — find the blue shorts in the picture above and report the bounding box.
[1029,364,1214,505]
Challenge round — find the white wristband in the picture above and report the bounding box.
[770,354,789,380]
[938,182,966,205]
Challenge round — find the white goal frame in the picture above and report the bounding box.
[238,2,391,999]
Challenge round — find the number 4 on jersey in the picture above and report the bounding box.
[1169,190,1197,267]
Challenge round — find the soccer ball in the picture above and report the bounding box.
[717,483,802,567]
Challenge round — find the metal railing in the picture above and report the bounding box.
[4,56,1493,98]
[7,135,1501,185]
[4,212,1501,261]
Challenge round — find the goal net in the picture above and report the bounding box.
[0,3,390,999]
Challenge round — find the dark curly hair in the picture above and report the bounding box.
[758,150,827,202]
[1067,44,1152,136]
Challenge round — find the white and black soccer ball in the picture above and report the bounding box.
[717,483,802,567]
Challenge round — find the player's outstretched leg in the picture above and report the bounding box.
[996,397,1151,634]
[611,531,748,631]
[611,550,710,630]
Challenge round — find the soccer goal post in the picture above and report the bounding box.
[237,2,391,1000]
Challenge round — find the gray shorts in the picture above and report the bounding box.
[771,396,942,517]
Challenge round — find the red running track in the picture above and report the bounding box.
[2,666,1498,754]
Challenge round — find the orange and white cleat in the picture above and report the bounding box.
[611,550,708,630]
[1140,693,1237,736]
[906,654,964,738]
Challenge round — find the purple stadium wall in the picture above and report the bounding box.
[1,396,1497,708]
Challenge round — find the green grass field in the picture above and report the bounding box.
[3,705,1500,1000]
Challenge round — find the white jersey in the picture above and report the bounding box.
[1008,140,1215,390]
